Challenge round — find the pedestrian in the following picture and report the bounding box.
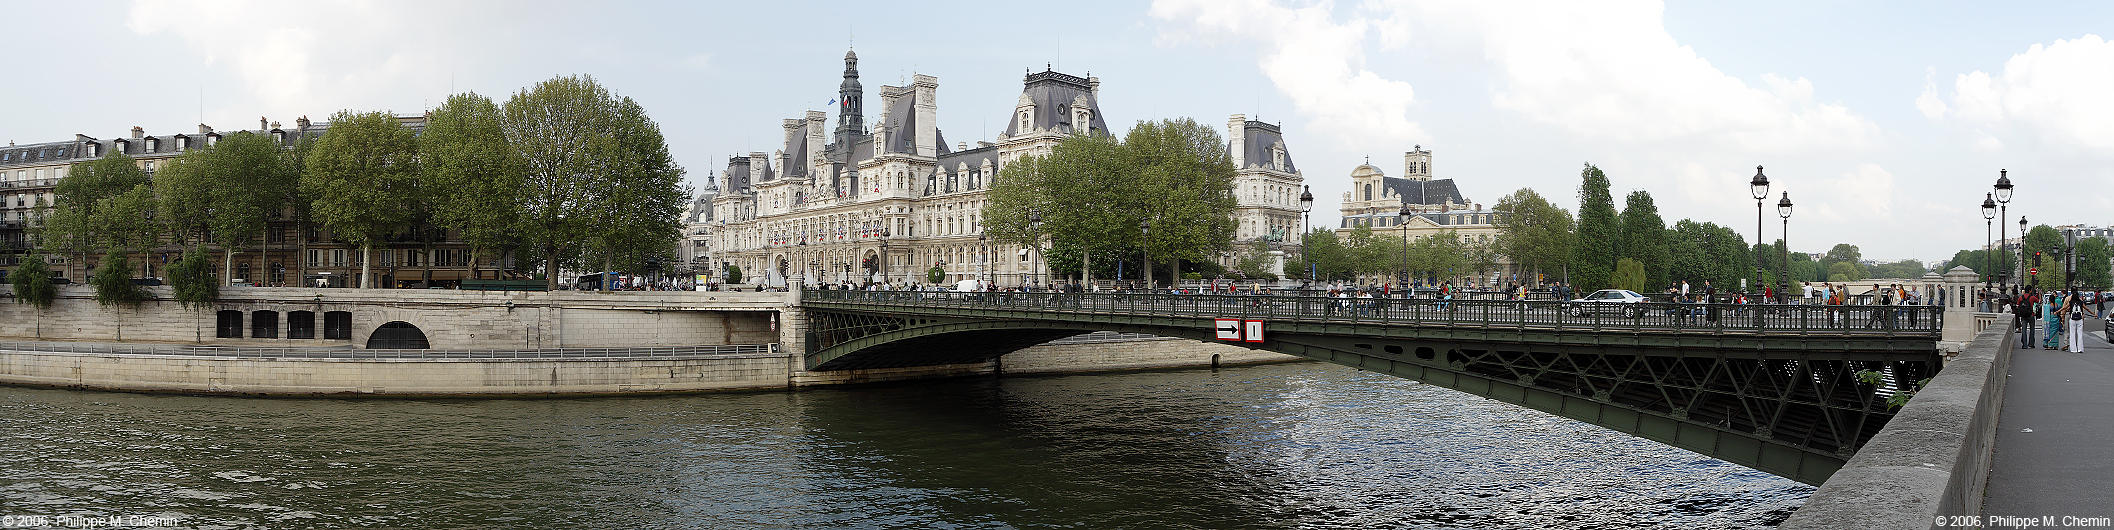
[2042,288,2065,350]
[2063,287,2094,353]
[2016,286,2039,349]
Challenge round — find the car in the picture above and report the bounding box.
[1573,289,1648,317]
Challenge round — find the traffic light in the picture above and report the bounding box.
[2034,252,2043,269]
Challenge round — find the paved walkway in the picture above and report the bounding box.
[1984,316,2114,517]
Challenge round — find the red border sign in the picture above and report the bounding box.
[1243,320,1265,343]
[1215,319,1242,341]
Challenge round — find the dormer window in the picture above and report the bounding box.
[146,137,158,151]
[1019,109,1031,132]
[177,136,188,150]
[272,130,285,143]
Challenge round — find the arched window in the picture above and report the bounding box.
[1363,184,1372,201]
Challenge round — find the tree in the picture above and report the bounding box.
[504,75,624,290]
[167,247,218,308]
[927,265,946,285]
[45,153,150,276]
[1493,188,1576,284]
[90,250,147,306]
[10,253,56,309]
[581,96,689,285]
[303,110,421,288]
[725,264,743,285]
[985,118,1233,289]
[1828,261,1865,283]
[1613,258,1648,292]
[1231,240,1279,280]
[1299,227,1355,281]
[1570,164,1619,291]
[2021,225,2068,290]
[155,131,292,283]
[2075,238,2112,290]
[423,92,527,280]
[1618,190,1670,289]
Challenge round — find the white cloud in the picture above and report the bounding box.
[1148,0,1427,148]
[1921,34,2114,153]
[125,1,487,122]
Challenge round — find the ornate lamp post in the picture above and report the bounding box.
[1398,204,1413,291]
[878,229,891,286]
[1750,166,1770,295]
[2018,216,2028,291]
[1981,193,1997,290]
[1995,170,2013,290]
[1299,185,1314,285]
[1140,218,1152,290]
[978,233,989,288]
[1777,191,1793,301]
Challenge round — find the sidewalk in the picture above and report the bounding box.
[1983,316,2114,516]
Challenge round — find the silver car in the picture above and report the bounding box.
[1573,289,1648,317]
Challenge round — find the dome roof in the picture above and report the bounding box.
[1350,163,1384,178]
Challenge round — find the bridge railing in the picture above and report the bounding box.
[804,290,1942,336]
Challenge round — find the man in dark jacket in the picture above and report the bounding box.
[2016,286,2038,349]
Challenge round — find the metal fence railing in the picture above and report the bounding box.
[0,341,781,360]
[806,290,1943,337]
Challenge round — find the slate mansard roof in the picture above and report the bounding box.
[1383,177,1464,206]
[1001,70,1108,138]
[1236,120,1296,173]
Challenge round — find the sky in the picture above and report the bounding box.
[2,1,2109,263]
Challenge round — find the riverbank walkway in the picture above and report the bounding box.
[0,340,776,360]
[1984,316,2114,516]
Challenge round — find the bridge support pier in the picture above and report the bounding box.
[1939,266,1980,356]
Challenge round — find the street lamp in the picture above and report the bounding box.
[1750,165,1770,295]
[2018,215,2028,291]
[1981,193,1997,289]
[1140,218,1152,290]
[1777,191,1793,301]
[1995,169,2013,290]
[1299,185,1314,285]
[978,233,989,288]
[1398,204,1412,291]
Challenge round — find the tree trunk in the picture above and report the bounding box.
[360,243,373,289]
[1082,250,1091,286]
[545,244,558,290]
[224,249,235,287]
[296,219,308,288]
[468,246,481,280]
[602,256,613,291]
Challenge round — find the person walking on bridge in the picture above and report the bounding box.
[2061,287,2096,353]
[2042,288,2066,350]
[2016,286,2039,349]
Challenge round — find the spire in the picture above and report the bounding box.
[837,48,864,148]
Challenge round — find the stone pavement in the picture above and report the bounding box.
[1983,316,2114,517]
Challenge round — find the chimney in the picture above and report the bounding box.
[1227,114,1247,169]
[978,141,995,148]
[296,116,310,129]
[1089,76,1101,99]
[912,74,939,158]
[260,117,268,131]
[957,142,967,151]
[198,124,213,134]
[131,126,144,139]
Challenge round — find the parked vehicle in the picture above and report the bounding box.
[1572,289,1648,317]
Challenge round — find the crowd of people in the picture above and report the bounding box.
[1992,285,2106,353]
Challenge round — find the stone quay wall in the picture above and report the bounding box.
[0,286,784,350]
[1781,322,2015,529]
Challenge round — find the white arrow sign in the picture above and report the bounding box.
[1215,319,1242,341]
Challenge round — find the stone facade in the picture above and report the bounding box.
[1333,147,1517,286]
[693,50,1304,288]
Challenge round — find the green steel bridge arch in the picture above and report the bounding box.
[801,290,1944,486]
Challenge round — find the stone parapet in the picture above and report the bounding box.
[1781,321,2014,529]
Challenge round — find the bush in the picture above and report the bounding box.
[10,253,56,309]
[724,265,743,285]
[927,265,946,284]
[167,247,218,308]
[90,251,148,306]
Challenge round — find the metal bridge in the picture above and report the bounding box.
[800,289,1944,485]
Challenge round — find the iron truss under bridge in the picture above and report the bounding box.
[800,289,1944,486]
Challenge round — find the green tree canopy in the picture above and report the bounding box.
[303,110,422,288]
[167,247,218,308]
[10,253,56,309]
[1570,164,1618,291]
[2074,237,2111,290]
[90,250,147,306]
[44,152,149,267]
[1492,187,1576,284]
[2022,224,2067,289]
[422,92,527,278]
[1618,190,1669,289]
[1614,257,1648,292]
[581,96,689,282]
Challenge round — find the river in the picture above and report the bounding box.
[0,361,1809,529]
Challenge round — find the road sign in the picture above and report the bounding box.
[1215,319,1242,341]
[1243,320,1265,343]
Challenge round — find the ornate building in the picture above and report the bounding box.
[699,50,1305,287]
[1,116,511,287]
[1336,147,1518,287]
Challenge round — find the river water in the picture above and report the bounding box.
[0,361,1809,529]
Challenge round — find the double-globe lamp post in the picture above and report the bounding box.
[1751,166,1771,296]
[1028,209,1043,290]
[1299,185,1314,286]
[1993,170,2014,291]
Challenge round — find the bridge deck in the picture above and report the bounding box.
[806,290,1941,338]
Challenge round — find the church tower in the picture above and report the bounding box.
[1403,144,1432,181]
[835,50,864,152]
